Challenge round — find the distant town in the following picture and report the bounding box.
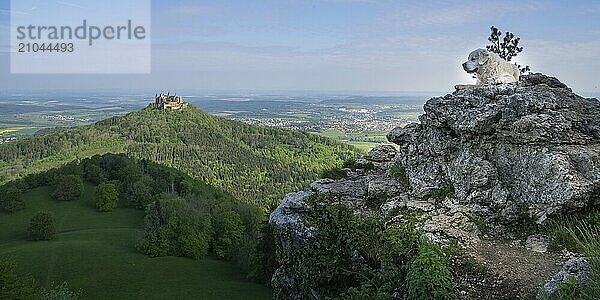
[42,114,91,122]
[233,104,421,133]
[0,93,426,150]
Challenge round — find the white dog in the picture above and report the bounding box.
[462,49,520,85]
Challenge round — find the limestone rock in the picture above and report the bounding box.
[388,74,600,223]
[539,257,591,297]
[270,74,600,299]
[269,190,315,251]
[525,234,550,253]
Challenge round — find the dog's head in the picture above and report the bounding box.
[462,49,490,73]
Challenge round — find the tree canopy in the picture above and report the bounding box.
[0,105,358,208]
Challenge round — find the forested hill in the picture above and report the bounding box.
[0,105,358,207]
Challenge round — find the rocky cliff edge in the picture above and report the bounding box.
[270,74,600,298]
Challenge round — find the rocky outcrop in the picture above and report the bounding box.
[388,73,600,224]
[269,74,600,298]
[539,257,591,297]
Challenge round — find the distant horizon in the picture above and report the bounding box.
[0,87,448,96]
[1,87,598,99]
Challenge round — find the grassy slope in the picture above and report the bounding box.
[0,184,272,299]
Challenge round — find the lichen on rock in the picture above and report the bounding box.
[389,73,600,224]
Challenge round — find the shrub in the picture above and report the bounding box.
[342,158,357,169]
[52,175,83,201]
[406,241,454,300]
[430,184,455,201]
[275,194,423,299]
[83,161,106,185]
[389,161,409,186]
[242,222,279,284]
[366,193,388,210]
[0,185,24,213]
[95,182,119,212]
[319,166,346,180]
[42,281,82,300]
[27,211,57,241]
[497,204,537,239]
[177,210,211,259]
[0,257,39,299]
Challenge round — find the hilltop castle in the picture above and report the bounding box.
[154,91,189,110]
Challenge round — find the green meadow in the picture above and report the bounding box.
[0,184,272,299]
[316,128,396,152]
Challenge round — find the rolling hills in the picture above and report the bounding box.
[0,183,272,299]
[0,105,359,207]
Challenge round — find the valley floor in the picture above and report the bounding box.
[0,185,272,299]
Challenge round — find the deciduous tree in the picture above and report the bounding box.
[53,175,83,201]
[0,186,24,213]
[27,211,57,241]
[95,182,119,212]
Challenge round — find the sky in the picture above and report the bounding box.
[0,0,599,93]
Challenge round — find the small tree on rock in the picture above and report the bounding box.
[95,182,118,212]
[486,26,530,73]
[27,211,57,241]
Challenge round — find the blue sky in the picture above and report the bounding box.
[0,0,599,92]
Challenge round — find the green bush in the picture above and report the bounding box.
[389,161,409,186]
[275,194,423,299]
[430,184,455,201]
[177,210,211,259]
[241,222,279,284]
[42,281,82,300]
[319,166,346,180]
[366,194,388,210]
[83,162,106,185]
[0,257,39,299]
[27,211,57,241]
[406,241,454,300]
[0,185,24,213]
[497,204,537,239]
[52,175,83,201]
[95,182,119,212]
[342,158,357,169]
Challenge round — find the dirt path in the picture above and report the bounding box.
[455,239,565,299]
